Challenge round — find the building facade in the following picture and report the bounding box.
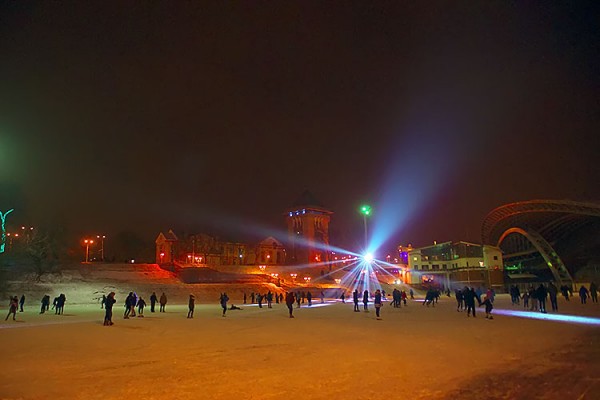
[406,241,503,289]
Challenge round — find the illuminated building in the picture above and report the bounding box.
[285,191,333,266]
[406,241,503,289]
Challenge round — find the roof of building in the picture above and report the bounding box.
[288,190,333,213]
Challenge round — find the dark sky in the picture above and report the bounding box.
[1,2,599,253]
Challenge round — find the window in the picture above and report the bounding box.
[493,256,498,260]
[414,265,419,270]
[442,264,447,270]
[432,264,440,270]
[422,265,429,270]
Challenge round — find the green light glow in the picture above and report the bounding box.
[360,205,372,216]
[0,208,14,253]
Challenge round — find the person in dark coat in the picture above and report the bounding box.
[455,289,464,312]
[124,292,133,319]
[40,295,50,314]
[220,293,229,317]
[257,293,263,308]
[296,292,301,308]
[101,294,106,309]
[464,287,479,317]
[548,282,559,312]
[285,291,295,318]
[307,291,312,307]
[159,292,167,312]
[480,296,494,319]
[56,294,66,315]
[187,295,195,318]
[19,295,25,312]
[150,292,157,312]
[5,296,18,321]
[243,292,247,304]
[104,292,116,326]
[137,297,146,317]
[536,284,548,313]
[579,286,589,304]
[353,289,360,312]
[251,292,255,303]
[590,282,598,303]
[362,290,369,311]
[374,289,382,319]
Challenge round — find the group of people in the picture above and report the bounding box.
[455,287,489,318]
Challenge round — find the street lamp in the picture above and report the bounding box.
[97,235,106,262]
[83,239,94,263]
[360,204,371,250]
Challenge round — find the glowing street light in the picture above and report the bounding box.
[97,235,106,262]
[290,273,297,280]
[259,265,266,272]
[83,239,94,263]
[359,204,371,250]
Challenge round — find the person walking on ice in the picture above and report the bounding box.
[220,293,229,317]
[159,292,167,312]
[5,296,18,321]
[374,289,382,320]
[285,291,296,318]
[104,292,116,326]
[187,295,195,319]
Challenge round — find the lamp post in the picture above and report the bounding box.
[360,205,372,250]
[83,239,94,263]
[97,235,106,262]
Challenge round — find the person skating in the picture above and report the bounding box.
[150,292,158,312]
[455,289,464,312]
[363,290,369,311]
[548,282,559,312]
[220,292,229,317]
[401,290,407,306]
[285,291,296,318]
[257,293,263,308]
[590,282,598,303]
[187,294,195,318]
[409,288,414,299]
[101,294,106,309]
[464,287,479,317]
[104,292,116,326]
[480,296,494,319]
[536,284,548,313]
[296,292,301,308]
[266,291,273,308]
[19,294,25,312]
[374,289,382,320]
[124,292,133,319]
[243,292,247,304]
[137,297,146,317]
[579,286,589,304]
[340,292,345,303]
[353,289,360,312]
[159,292,167,312]
[307,291,312,307]
[5,296,18,321]
[40,295,50,314]
[56,294,66,315]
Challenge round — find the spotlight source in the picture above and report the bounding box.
[364,253,374,263]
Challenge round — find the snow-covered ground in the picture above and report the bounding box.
[1,264,599,399]
[2,285,599,400]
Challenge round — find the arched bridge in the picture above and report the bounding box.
[482,200,600,286]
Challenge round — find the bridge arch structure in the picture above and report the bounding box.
[482,200,600,286]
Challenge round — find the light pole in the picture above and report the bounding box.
[97,235,106,262]
[360,205,372,250]
[83,239,94,263]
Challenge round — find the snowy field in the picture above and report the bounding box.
[1,292,599,400]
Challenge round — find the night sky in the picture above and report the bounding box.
[1,2,599,254]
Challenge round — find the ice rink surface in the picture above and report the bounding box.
[2,294,599,400]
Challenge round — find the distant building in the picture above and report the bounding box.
[406,241,503,289]
[285,191,333,266]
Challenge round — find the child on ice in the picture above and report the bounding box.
[480,296,494,319]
